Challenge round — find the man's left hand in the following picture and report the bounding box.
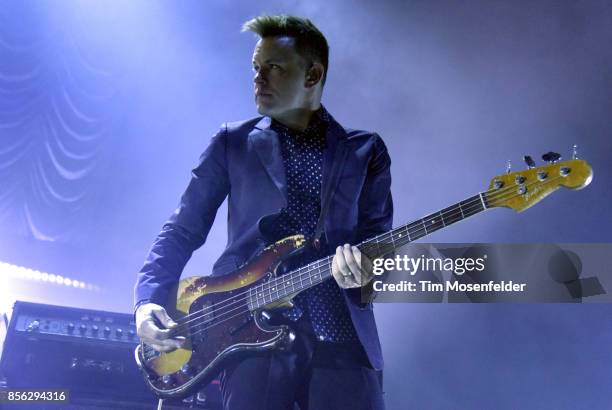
[331,244,373,289]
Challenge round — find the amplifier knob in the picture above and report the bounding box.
[79,324,87,333]
[128,330,135,338]
[104,326,111,335]
[67,323,75,333]
[27,320,40,332]
[92,325,99,333]
[116,328,123,337]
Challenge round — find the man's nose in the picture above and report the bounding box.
[254,69,266,84]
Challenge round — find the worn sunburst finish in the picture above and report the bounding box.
[135,234,308,398]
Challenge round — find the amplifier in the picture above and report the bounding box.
[0,301,222,409]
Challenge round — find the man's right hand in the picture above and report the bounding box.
[135,303,186,352]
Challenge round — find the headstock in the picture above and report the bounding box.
[485,149,593,212]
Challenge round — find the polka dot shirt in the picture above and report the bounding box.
[270,106,359,343]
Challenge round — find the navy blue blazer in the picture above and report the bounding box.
[134,108,393,370]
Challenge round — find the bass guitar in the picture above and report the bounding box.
[135,153,592,399]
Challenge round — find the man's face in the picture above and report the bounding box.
[252,36,310,117]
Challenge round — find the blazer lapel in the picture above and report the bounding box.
[320,115,349,219]
[248,111,349,215]
[249,117,288,203]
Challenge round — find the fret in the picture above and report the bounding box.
[315,264,323,282]
[282,276,291,299]
[247,289,254,310]
[394,226,410,248]
[461,196,483,218]
[480,192,490,209]
[282,276,290,297]
[289,273,297,295]
[270,283,277,301]
[479,193,487,210]
[423,212,445,233]
[441,204,463,226]
[406,220,426,241]
[257,288,266,308]
[399,226,411,247]
[396,226,410,242]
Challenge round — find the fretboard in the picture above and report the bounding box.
[247,192,489,310]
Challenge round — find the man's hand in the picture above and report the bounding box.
[135,303,186,352]
[331,244,373,289]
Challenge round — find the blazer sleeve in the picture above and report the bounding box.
[133,125,230,310]
[356,133,393,244]
[353,133,393,305]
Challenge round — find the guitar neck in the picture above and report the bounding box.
[248,192,489,310]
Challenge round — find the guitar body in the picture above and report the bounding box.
[135,234,310,398]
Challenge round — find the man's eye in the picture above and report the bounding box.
[270,64,281,69]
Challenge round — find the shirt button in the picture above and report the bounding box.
[318,335,325,341]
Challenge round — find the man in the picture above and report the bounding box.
[134,15,392,410]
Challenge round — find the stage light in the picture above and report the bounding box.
[0,261,98,291]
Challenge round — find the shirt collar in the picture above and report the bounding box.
[270,104,330,136]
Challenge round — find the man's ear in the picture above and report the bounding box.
[305,62,325,88]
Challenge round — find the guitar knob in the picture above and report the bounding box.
[523,155,535,169]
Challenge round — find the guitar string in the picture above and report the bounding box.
[167,194,481,332]
[165,172,565,338]
[163,173,566,339]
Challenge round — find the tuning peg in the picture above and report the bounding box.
[506,160,512,174]
[572,144,579,160]
[541,152,561,163]
[523,155,535,169]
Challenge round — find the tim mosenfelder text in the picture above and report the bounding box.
[371,254,527,293]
